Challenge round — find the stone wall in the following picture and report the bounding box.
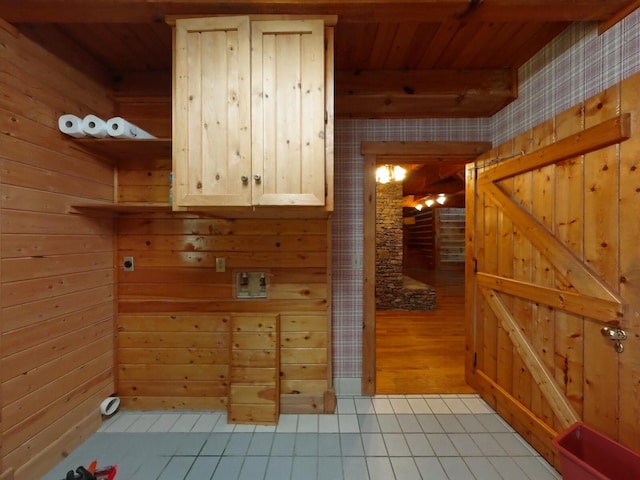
[376,182,436,310]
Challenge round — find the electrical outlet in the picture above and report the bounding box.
[215,257,226,272]
[123,256,134,272]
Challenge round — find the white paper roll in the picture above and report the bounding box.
[106,117,156,139]
[58,114,87,138]
[100,396,120,416]
[81,114,109,138]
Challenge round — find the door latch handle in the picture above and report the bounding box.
[601,327,627,353]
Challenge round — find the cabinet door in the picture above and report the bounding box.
[174,17,252,206]
[251,20,326,206]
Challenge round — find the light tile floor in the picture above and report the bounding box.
[43,394,562,480]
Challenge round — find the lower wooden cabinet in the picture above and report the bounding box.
[228,314,280,424]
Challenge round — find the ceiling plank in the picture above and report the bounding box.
[0,1,633,23]
[417,20,460,69]
[17,24,113,85]
[366,23,398,69]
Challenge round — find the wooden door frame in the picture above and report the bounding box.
[361,141,492,395]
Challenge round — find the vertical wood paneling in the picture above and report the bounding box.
[510,129,534,411]
[495,142,515,405]
[473,157,487,378]
[553,104,585,423]
[619,73,640,451]
[0,27,115,479]
[251,20,325,206]
[174,17,252,207]
[470,72,640,467]
[530,119,556,426]
[464,162,477,389]
[582,85,620,439]
[481,199,499,380]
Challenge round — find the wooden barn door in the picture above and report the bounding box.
[465,78,640,467]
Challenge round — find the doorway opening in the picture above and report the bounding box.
[361,141,491,395]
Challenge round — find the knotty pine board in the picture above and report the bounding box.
[228,314,279,425]
[470,73,640,466]
[1,26,116,479]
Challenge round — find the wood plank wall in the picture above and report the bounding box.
[115,98,332,414]
[0,28,116,479]
[468,73,640,466]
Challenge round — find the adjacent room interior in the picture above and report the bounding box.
[1,1,640,479]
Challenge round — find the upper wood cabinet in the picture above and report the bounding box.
[173,16,332,210]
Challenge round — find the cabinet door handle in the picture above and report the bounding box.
[253,174,262,183]
[241,175,249,184]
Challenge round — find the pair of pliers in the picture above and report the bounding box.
[64,466,96,480]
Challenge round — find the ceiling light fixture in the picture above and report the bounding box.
[376,165,406,184]
[414,193,447,209]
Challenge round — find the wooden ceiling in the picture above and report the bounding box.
[2,0,637,119]
[1,0,637,201]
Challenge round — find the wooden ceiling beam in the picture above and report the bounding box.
[0,0,633,23]
[362,141,491,158]
[336,68,516,118]
[337,68,515,96]
[599,0,640,33]
[336,92,514,118]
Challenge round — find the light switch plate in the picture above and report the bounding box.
[215,257,226,272]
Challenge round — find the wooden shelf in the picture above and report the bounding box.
[70,202,171,213]
[72,138,171,160]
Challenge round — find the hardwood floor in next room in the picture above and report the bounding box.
[376,268,474,395]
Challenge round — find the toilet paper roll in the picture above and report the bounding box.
[106,117,156,139]
[100,396,120,416]
[81,114,109,138]
[58,114,87,138]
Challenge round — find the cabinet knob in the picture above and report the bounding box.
[253,174,262,183]
[241,175,249,184]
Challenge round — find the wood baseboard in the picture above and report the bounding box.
[324,389,337,413]
[280,394,325,413]
[13,412,100,480]
[475,369,561,469]
[119,396,226,410]
[0,468,15,480]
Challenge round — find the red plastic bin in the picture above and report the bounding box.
[553,422,640,480]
